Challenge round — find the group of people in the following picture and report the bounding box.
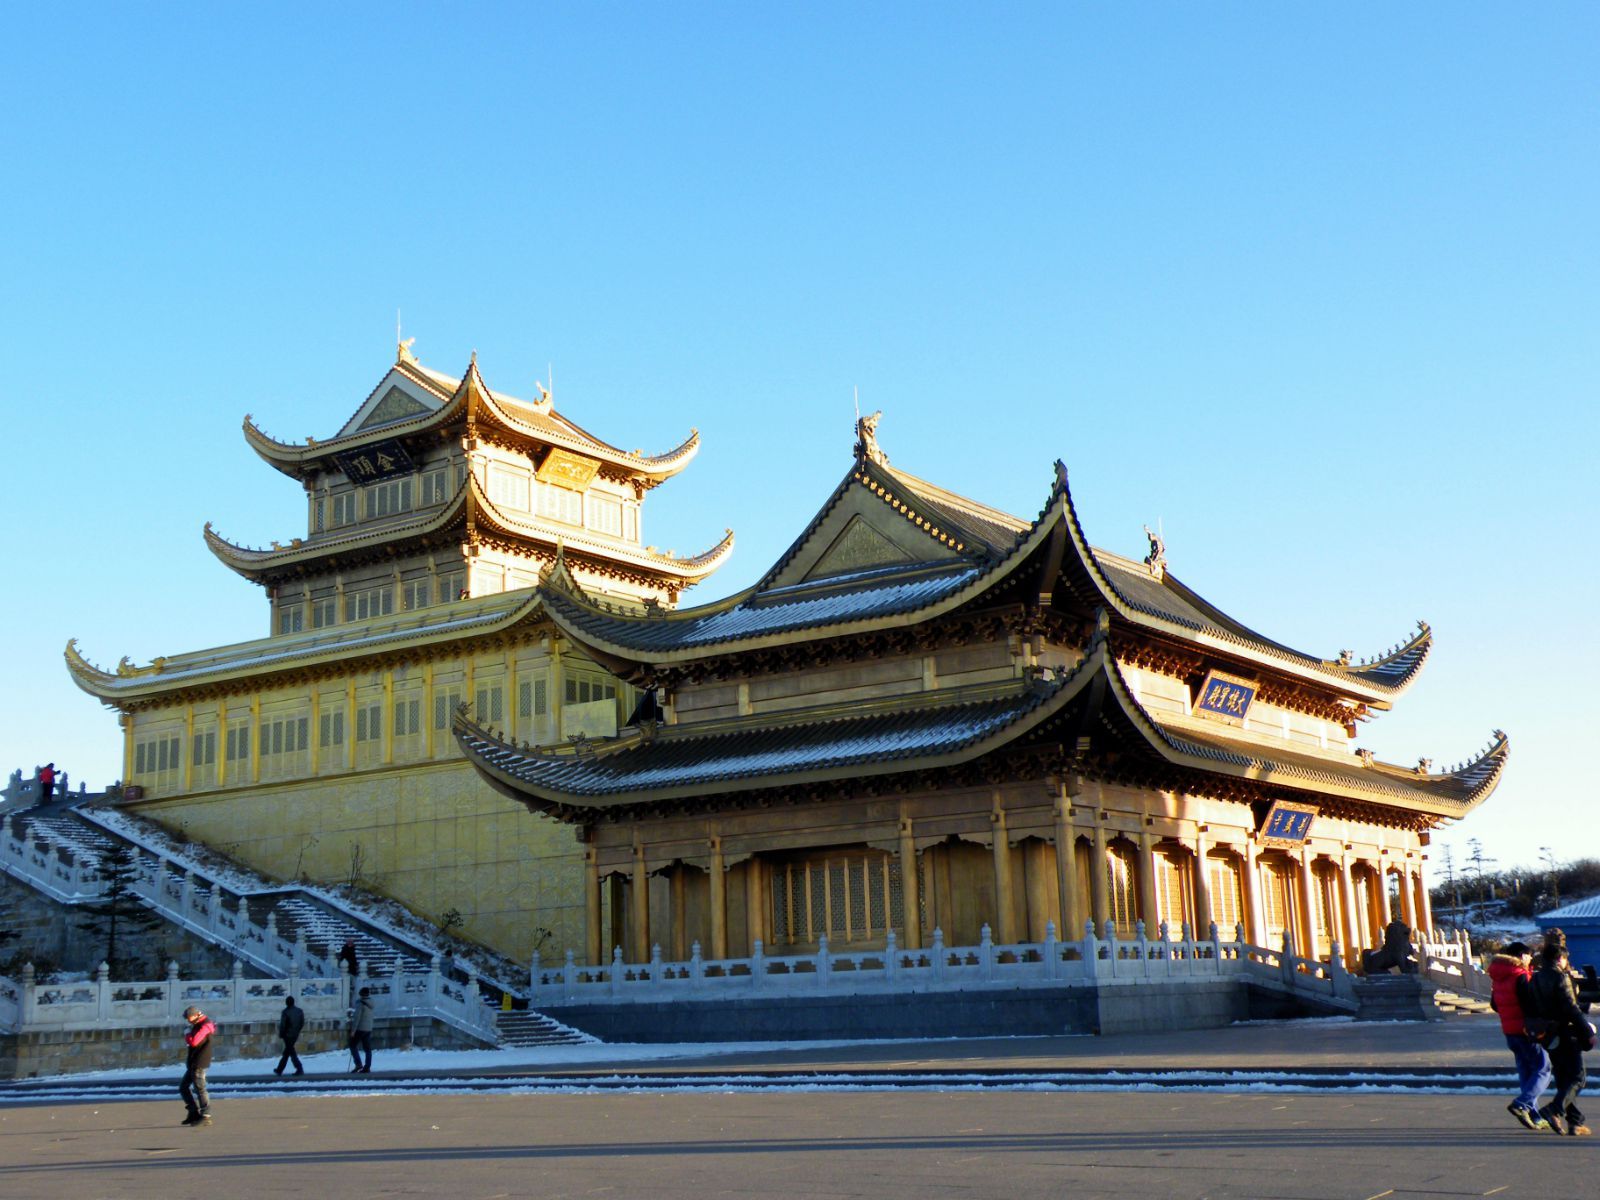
[1490,927,1595,1135]
[175,987,378,1126]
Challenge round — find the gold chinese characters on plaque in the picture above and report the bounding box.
[536,448,600,492]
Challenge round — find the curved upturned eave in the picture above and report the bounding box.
[64,638,121,702]
[241,389,466,481]
[61,592,550,705]
[1054,473,1422,708]
[537,464,1073,668]
[452,642,1103,812]
[471,488,734,584]
[476,386,702,481]
[201,487,472,582]
[1101,659,1508,821]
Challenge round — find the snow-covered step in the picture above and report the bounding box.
[495,1009,595,1047]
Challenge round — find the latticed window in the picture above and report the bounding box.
[1106,842,1139,937]
[319,710,345,748]
[1153,851,1192,938]
[392,698,421,737]
[770,852,904,947]
[1260,859,1295,948]
[475,685,504,724]
[433,688,464,731]
[518,677,548,719]
[420,468,451,506]
[1205,855,1245,938]
[536,481,584,525]
[401,579,431,611]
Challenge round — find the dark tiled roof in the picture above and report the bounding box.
[458,683,1061,801]
[543,561,982,653]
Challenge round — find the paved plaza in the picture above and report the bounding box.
[0,1088,1590,1200]
[2,1017,1592,1199]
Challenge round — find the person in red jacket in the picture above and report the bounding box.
[179,1005,217,1127]
[1488,941,1553,1130]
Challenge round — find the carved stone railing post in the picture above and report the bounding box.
[1080,920,1099,980]
[230,957,245,1018]
[427,955,442,1009]
[529,951,541,997]
[750,938,765,990]
[96,961,111,1024]
[1281,931,1296,987]
[649,944,663,995]
[21,962,36,1025]
[1043,921,1058,981]
[885,928,899,982]
[976,924,992,982]
[931,928,946,981]
[690,941,703,987]
[166,960,181,1020]
[1330,941,1355,1001]
[610,946,624,997]
[817,934,832,985]
[1210,922,1223,973]
[563,949,576,1003]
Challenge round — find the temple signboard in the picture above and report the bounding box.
[1258,800,1318,848]
[537,448,601,491]
[1195,670,1257,725]
[334,438,415,485]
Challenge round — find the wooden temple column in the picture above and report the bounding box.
[990,801,1016,944]
[1244,838,1266,946]
[1416,859,1434,936]
[745,858,767,951]
[583,846,601,966]
[630,840,650,963]
[1191,827,1213,935]
[607,875,626,958]
[1137,828,1159,936]
[1053,784,1080,938]
[898,817,922,950]
[709,836,728,960]
[1398,862,1418,930]
[1339,851,1360,963]
[1090,817,1110,935]
[1297,847,1321,959]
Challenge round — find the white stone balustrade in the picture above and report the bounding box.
[529,920,1359,1010]
[0,960,344,1033]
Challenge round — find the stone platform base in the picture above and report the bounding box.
[541,979,1254,1043]
[0,1016,491,1080]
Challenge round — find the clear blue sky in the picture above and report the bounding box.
[2,5,1594,877]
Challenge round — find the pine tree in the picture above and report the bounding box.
[73,846,165,976]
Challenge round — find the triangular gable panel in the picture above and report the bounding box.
[759,475,966,594]
[337,368,446,437]
[804,516,915,581]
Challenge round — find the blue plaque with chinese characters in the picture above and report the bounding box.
[1259,801,1317,848]
[334,439,415,485]
[1194,670,1257,725]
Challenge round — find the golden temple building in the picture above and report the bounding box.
[455,415,1507,971]
[68,348,1507,977]
[67,344,732,958]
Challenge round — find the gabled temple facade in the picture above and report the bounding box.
[66,346,732,958]
[456,416,1507,971]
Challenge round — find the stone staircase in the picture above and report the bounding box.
[1432,987,1493,1017]
[1352,974,1442,1021]
[495,1008,595,1047]
[1,799,573,1046]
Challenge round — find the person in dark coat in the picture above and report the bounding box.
[273,995,305,1076]
[1530,933,1594,1136]
[179,1005,216,1127]
[348,986,375,1073]
[1488,941,1552,1130]
[337,938,359,980]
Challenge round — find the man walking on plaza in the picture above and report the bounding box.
[273,995,305,1076]
[348,986,375,1073]
[179,1005,216,1127]
[1488,941,1552,1130]
[1529,931,1594,1136]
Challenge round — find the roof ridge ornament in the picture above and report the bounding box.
[855,409,889,466]
[397,336,417,366]
[1142,524,1167,581]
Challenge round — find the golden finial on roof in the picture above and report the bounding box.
[398,336,417,365]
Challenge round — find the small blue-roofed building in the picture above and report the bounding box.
[1536,897,1600,974]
